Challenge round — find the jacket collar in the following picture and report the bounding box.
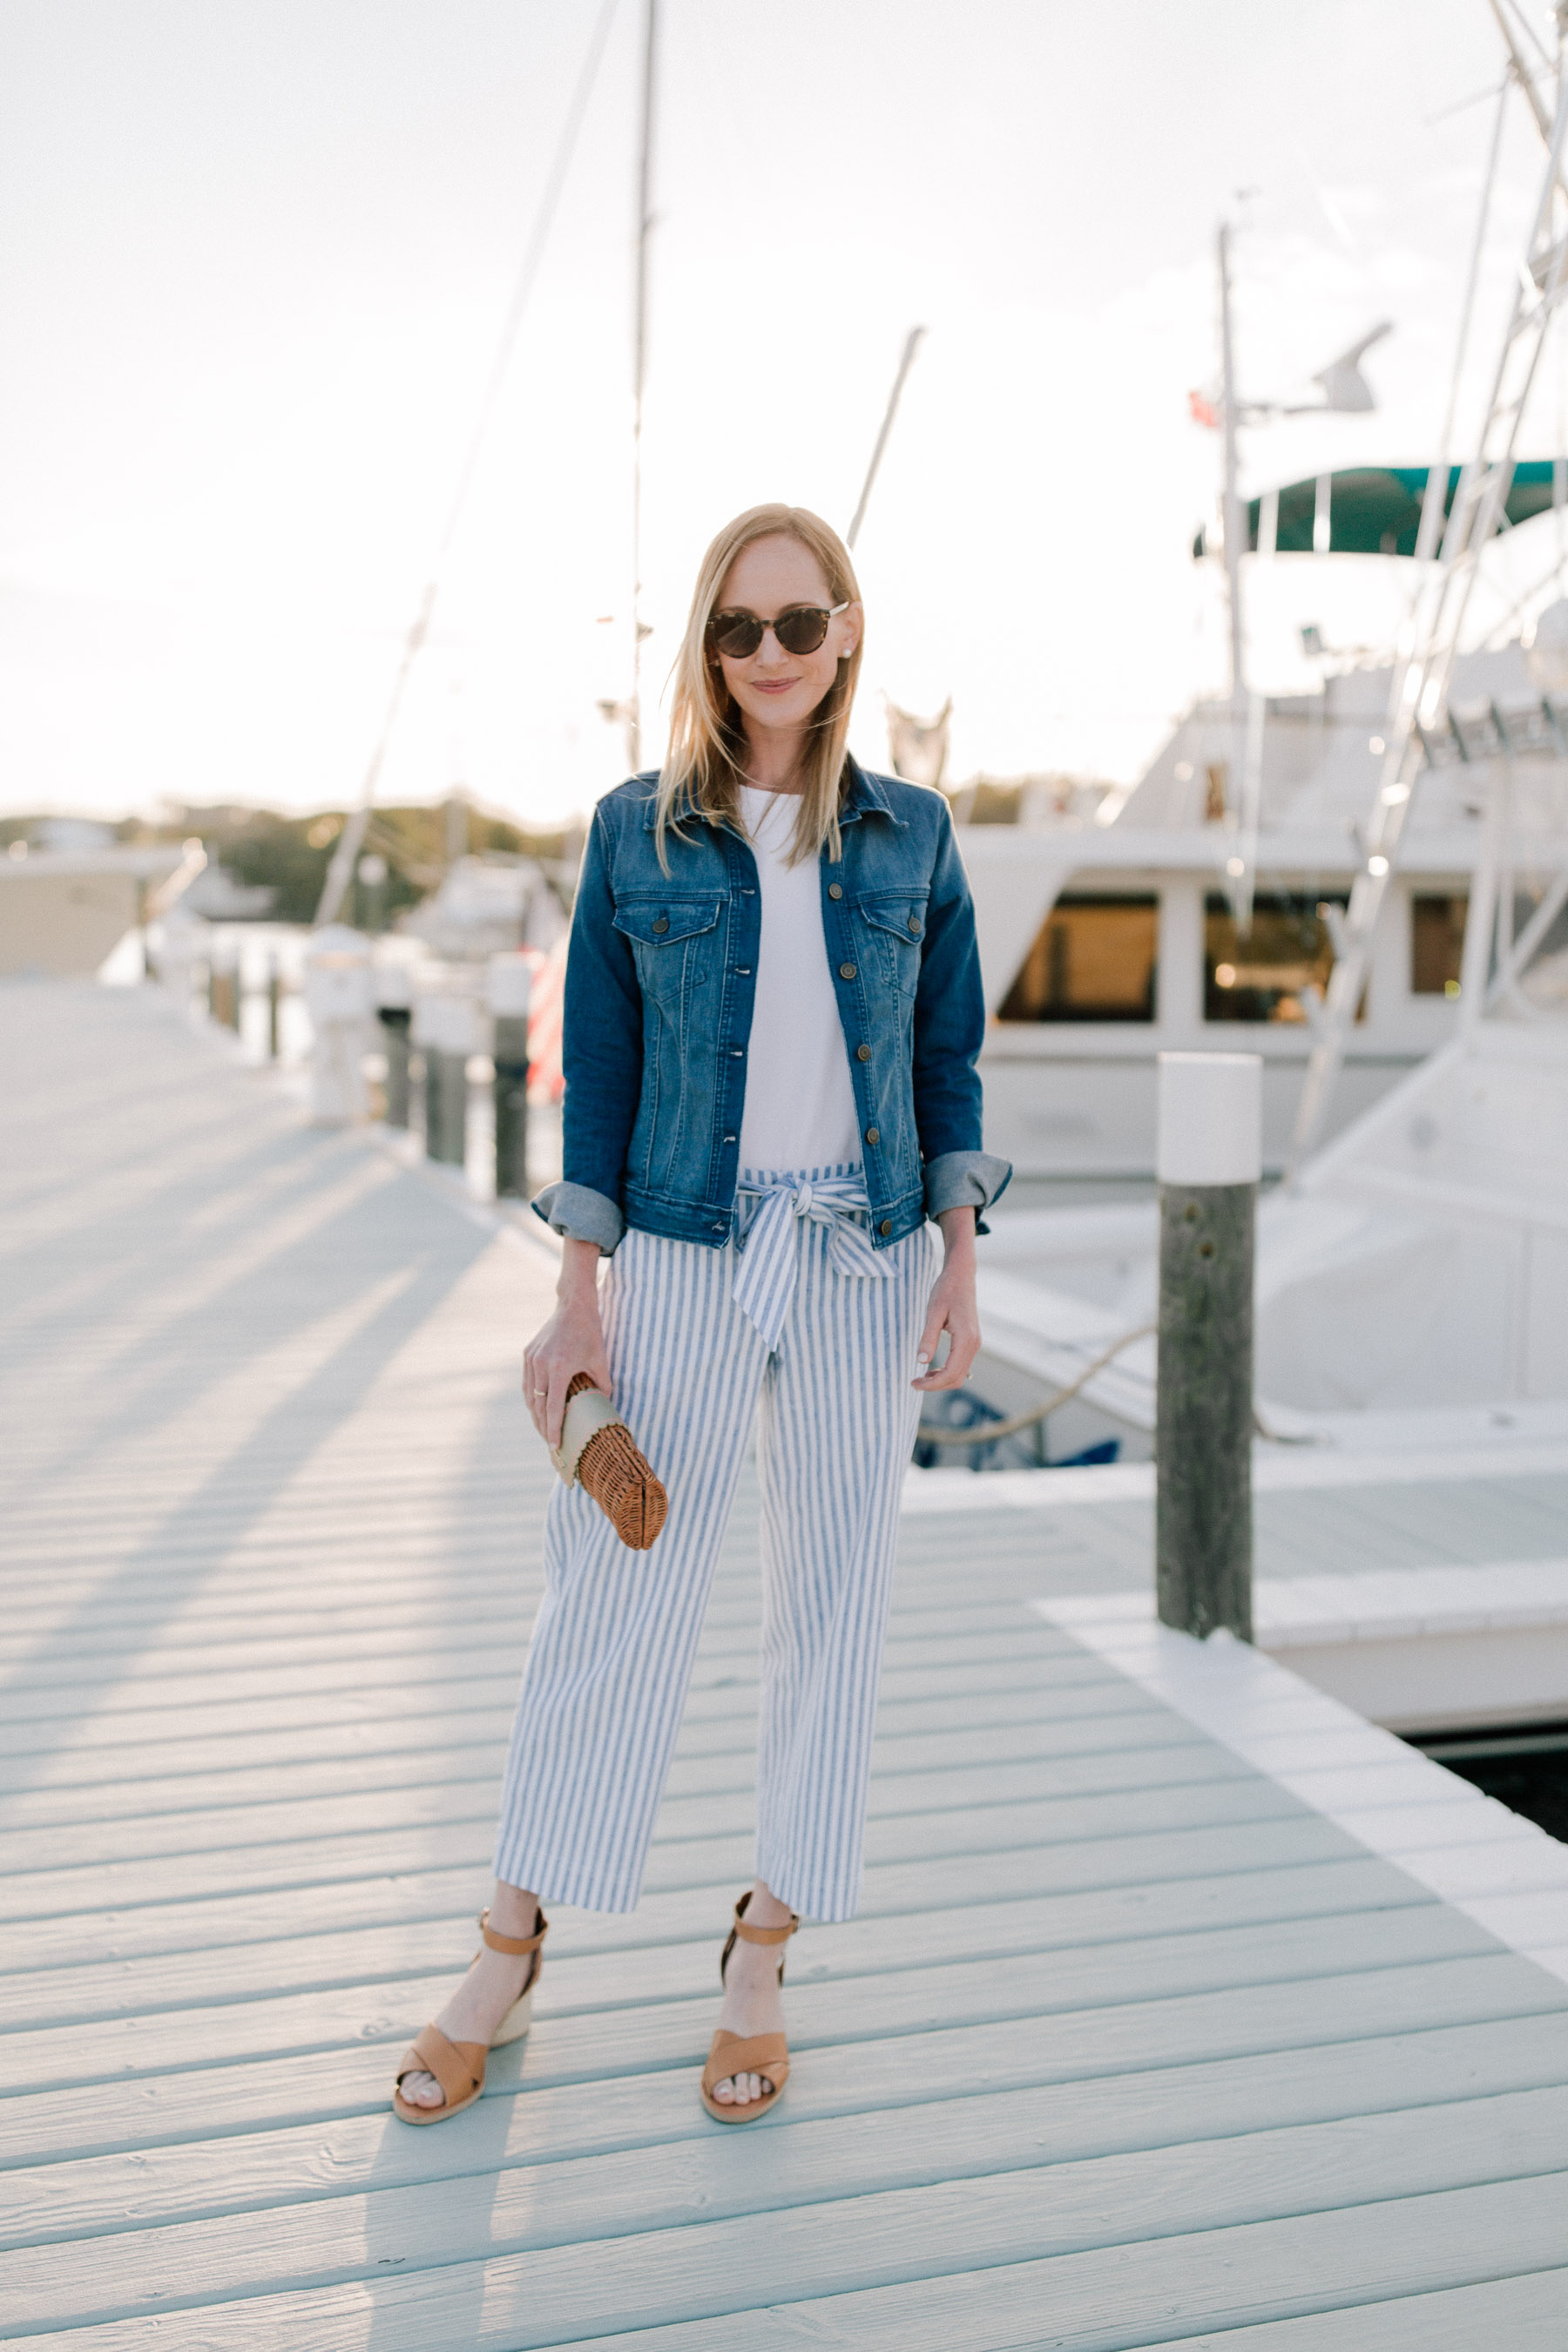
[839,755,907,828]
[639,755,906,832]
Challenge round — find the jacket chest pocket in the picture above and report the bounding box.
[613,896,723,1020]
[855,896,928,1002]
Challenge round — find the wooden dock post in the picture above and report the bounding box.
[1155,1051,1260,1642]
[207,947,240,1031]
[213,959,240,1031]
[424,1045,467,1166]
[488,952,532,1200]
[375,963,413,1129]
[413,989,476,1170]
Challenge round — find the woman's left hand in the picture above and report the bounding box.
[913,1207,981,1392]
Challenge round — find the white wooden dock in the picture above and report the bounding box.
[5,979,1568,2349]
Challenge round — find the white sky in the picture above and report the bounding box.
[4,0,1565,826]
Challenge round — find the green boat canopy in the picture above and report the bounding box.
[1192,463,1563,560]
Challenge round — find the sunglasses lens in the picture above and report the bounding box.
[709,612,763,658]
[774,606,830,655]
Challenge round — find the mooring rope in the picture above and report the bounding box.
[916,1322,1156,1446]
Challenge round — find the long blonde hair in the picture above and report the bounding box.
[656,504,863,871]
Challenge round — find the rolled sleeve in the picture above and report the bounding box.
[923,1148,1012,1235]
[531,1179,625,1255]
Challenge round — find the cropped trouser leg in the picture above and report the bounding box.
[491,1205,936,1920]
[752,1219,935,1919]
[491,1227,767,1913]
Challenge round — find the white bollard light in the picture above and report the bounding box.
[302,924,375,1125]
[1156,1051,1262,1186]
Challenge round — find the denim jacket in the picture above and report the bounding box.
[532,759,1011,1254]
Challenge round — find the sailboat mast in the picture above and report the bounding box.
[628,0,658,774]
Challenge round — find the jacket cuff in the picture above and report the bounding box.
[923,1149,1012,1236]
[531,1179,625,1255]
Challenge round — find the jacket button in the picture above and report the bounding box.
[839,962,856,980]
[828,882,843,899]
[731,1048,744,1058]
[724,1134,736,1143]
[736,967,751,976]
[908,915,922,934]
[879,1218,893,1235]
[865,1126,880,1146]
[856,1044,871,1062]
[652,916,669,934]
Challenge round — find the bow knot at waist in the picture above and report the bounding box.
[732,1171,889,1347]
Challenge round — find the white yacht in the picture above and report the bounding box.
[964,638,1565,1186]
[965,998,1568,1467]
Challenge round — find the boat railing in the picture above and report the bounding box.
[1415,696,1568,768]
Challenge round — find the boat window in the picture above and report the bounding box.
[997,895,1158,1023]
[1204,893,1347,1024]
[1410,894,1466,997]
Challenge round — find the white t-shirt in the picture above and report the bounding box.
[736,785,862,1173]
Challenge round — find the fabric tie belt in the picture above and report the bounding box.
[732,1173,890,1349]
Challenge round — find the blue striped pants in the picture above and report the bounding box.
[492,1167,936,1921]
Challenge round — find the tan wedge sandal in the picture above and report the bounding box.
[700,1889,801,2125]
[393,1905,548,2126]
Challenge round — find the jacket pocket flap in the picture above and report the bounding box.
[613,897,723,946]
[856,896,929,942]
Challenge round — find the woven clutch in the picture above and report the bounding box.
[551,1372,668,1551]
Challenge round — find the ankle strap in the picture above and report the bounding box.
[732,1892,800,1947]
[478,1905,548,1957]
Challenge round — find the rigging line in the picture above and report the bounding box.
[628,0,658,774]
[1425,74,1511,128]
[846,326,927,552]
[1407,67,1511,600]
[916,1325,1155,1446]
[432,0,621,573]
[315,0,620,927]
[1502,0,1552,69]
[1477,544,1568,645]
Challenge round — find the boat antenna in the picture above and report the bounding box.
[627,0,658,774]
[847,326,927,551]
[1218,223,1246,720]
[314,0,618,929]
[1214,218,1262,935]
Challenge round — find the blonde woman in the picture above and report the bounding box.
[395,504,1010,2126]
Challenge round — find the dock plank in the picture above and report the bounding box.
[3,2011,1565,2263]
[1,1920,1524,2170]
[8,2083,1568,2335]
[0,1754,1311,1880]
[0,1714,1247,1834]
[10,2172,1568,2349]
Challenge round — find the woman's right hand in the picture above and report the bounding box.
[523,1240,611,1450]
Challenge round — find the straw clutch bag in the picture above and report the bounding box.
[551,1372,668,1551]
